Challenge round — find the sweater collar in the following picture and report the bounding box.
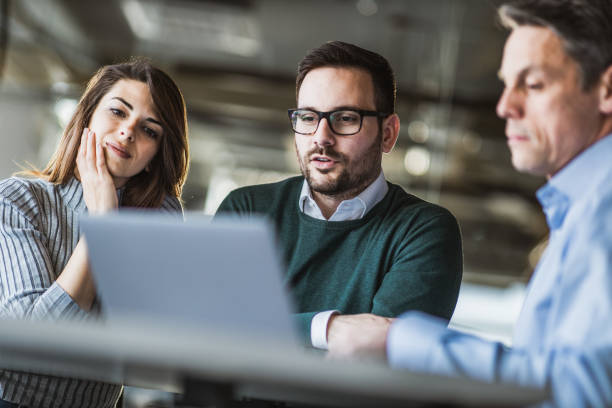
[298,170,388,221]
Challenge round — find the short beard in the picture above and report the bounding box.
[297,131,383,200]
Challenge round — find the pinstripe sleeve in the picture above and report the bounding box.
[0,194,89,321]
[160,194,184,219]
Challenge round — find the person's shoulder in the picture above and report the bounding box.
[218,176,303,214]
[228,176,303,198]
[386,182,457,221]
[381,183,461,246]
[580,176,612,238]
[0,176,52,218]
[223,176,303,205]
[0,176,50,202]
[160,194,183,214]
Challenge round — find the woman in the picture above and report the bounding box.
[0,59,189,408]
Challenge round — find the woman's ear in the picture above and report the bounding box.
[598,65,612,114]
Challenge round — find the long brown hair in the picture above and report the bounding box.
[26,58,189,208]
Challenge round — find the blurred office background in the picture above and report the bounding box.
[0,0,547,346]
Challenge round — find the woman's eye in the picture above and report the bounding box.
[110,108,125,117]
[143,127,158,139]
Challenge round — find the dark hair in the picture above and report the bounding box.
[26,58,189,208]
[499,0,612,90]
[296,41,396,113]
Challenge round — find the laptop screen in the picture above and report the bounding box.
[81,212,299,346]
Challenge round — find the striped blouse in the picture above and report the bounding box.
[0,176,182,408]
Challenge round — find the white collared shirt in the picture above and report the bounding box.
[298,171,388,349]
[299,170,388,221]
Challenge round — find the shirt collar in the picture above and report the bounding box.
[536,133,612,230]
[298,170,388,221]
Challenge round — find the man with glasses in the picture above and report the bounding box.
[217,41,462,352]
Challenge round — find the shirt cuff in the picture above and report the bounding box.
[311,310,339,349]
[31,282,91,321]
[387,311,448,371]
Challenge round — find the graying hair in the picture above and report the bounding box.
[499,0,612,90]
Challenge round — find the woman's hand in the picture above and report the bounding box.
[76,128,118,215]
[57,128,113,310]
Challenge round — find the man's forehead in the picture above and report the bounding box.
[499,25,571,79]
[297,66,376,109]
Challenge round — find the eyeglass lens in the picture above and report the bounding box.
[291,110,362,135]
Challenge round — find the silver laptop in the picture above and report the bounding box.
[81,212,299,345]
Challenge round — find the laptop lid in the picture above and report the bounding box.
[81,212,299,345]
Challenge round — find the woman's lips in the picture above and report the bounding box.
[106,142,131,159]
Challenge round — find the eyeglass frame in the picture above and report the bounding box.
[287,108,392,136]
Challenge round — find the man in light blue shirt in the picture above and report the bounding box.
[327,1,612,406]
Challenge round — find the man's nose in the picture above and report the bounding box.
[496,87,524,119]
[312,117,335,147]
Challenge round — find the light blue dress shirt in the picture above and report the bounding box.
[386,134,612,407]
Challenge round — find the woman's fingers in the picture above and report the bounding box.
[96,137,107,174]
[80,128,108,177]
[91,130,111,179]
[86,129,96,168]
[78,128,88,158]
[78,128,118,214]
[76,128,88,174]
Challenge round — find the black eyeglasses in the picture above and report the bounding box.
[288,108,390,136]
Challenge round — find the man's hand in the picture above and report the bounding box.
[327,313,394,360]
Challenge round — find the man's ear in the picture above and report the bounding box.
[381,114,400,153]
[599,65,612,114]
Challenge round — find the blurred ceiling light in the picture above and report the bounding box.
[121,0,156,39]
[407,120,430,143]
[356,0,378,16]
[121,0,262,58]
[51,82,72,94]
[47,64,71,85]
[461,130,482,154]
[54,98,77,128]
[404,146,431,176]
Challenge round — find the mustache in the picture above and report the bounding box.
[306,146,344,161]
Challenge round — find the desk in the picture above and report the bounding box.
[0,318,546,407]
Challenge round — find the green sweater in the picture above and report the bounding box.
[217,176,462,343]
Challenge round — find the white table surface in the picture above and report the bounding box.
[0,318,547,407]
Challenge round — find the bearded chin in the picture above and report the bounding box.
[297,131,383,197]
[300,155,381,197]
[303,165,352,195]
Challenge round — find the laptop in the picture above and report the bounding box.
[80,212,299,345]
